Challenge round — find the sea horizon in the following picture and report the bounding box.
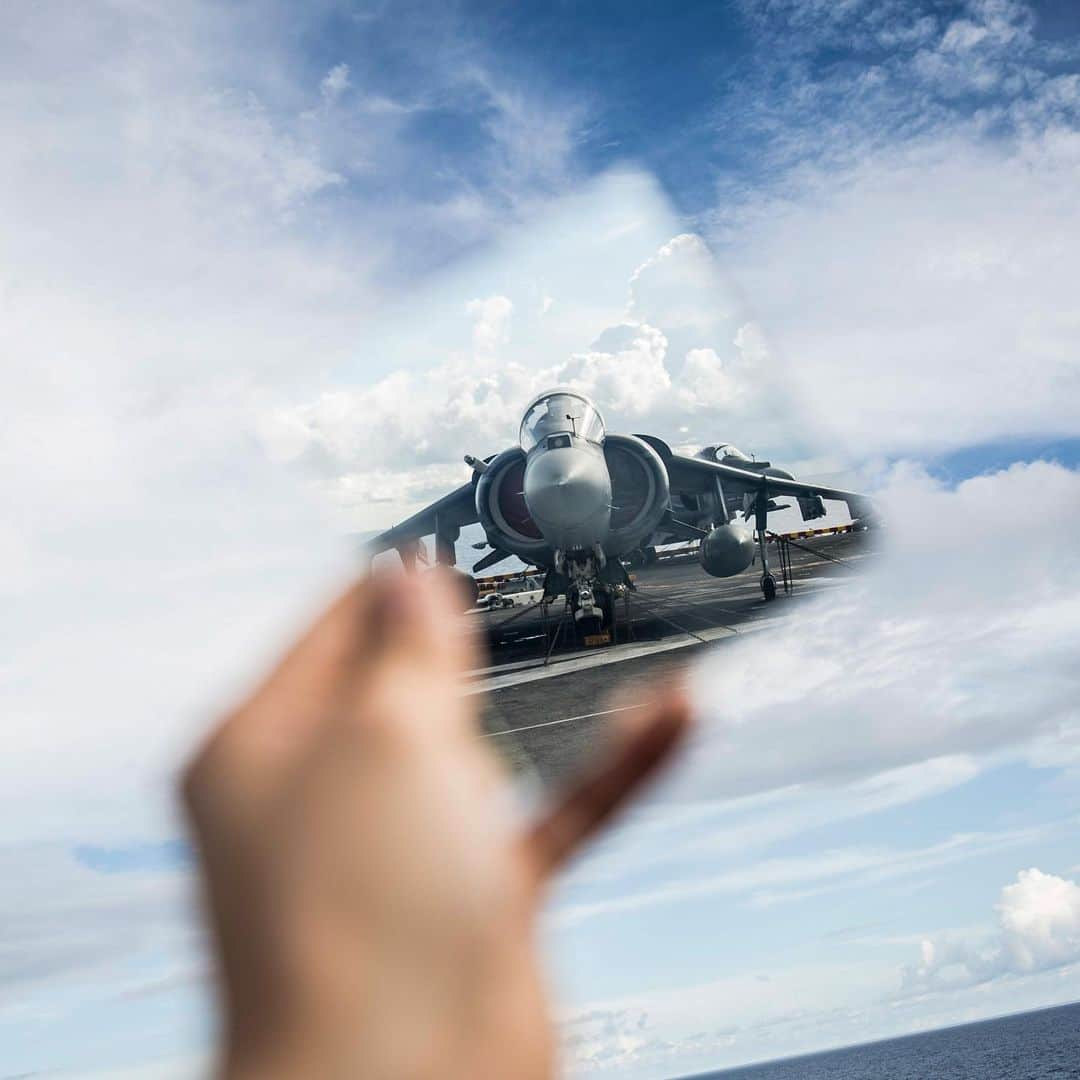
[678,998,1080,1079]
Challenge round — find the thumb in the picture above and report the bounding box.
[521,689,691,885]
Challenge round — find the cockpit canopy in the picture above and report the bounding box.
[519,390,606,451]
[698,443,753,464]
[716,443,752,463]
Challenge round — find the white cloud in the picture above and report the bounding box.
[553,457,1080,1072]
[7,2,1080,1073]
[999,869,1080,972]
[627,233,732,329]
[556,823,1043,929]
[466,294,514,355]
[260,224,804,521]
[0,0,595,1027]
[561,323,673,415]
[662,460,1080,803]
[320,62,350,105]
[675,346,743,411]
[558,755,979,896]
[716,128,1080,458]
[561,958,885,1077]
[549,7,1080,1072]
[708,2,1080,466]
[258,297,788,517]
[560,857,1080,1077]
[903,868,1080,991]
[1,12,745,1049]
[912,0,1034,97]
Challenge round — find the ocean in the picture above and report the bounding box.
[686,1002,1080,1079]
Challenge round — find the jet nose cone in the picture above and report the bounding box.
[524,448,610,530]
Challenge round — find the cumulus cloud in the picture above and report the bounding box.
[998,869,1080,973]
[257,315,676,482]
[903,868,1080,992]
[674,346,744,412]
[562,323,673,415]
[627,233,733,330]
[259,227,794,521]
[258,302,782,512]
[674,460,1080,801]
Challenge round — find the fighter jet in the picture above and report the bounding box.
[368,389,875,625]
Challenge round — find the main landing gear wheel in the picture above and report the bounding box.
[761,573,777,601]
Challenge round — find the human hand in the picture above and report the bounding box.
[182,571,690,1079]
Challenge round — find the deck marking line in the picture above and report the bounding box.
[467,628,736,694]
[482,702,643,738]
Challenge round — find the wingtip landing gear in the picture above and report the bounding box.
[753,482,780,602]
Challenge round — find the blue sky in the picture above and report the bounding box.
[3,1,1080,1077]
[242,0,1080,269]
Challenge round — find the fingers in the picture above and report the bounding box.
[197,578,379,768]
[369,569,477,674]
[184,569,483,816]
[243,580,373,714]
[341,570,480,735]
[182,580,372,807]
[521,689,691,884]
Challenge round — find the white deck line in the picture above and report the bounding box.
[466,614,790,694]
[482,702,642,737]
[465,576,851,691]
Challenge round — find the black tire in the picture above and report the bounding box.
[597,589,615,631]
[762,573,777,601]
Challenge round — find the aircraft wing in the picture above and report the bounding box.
[676,455,873,519]
[636,436,876,522]
[366,480,479,561]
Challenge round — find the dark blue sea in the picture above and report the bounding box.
[684,1002,1080,1079]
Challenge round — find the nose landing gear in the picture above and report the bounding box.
[543,552,630,646]
[571,581,603,625]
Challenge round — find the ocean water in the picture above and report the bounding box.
[687,1002,1080,1079]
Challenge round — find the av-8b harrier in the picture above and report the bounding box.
[369,389,875,626]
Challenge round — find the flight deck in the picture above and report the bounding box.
[469,529,879,787]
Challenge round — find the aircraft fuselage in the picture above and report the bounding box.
[522,434,612,556]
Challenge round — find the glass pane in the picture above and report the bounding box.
[519,391,606,450]
[718,443,751,463]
